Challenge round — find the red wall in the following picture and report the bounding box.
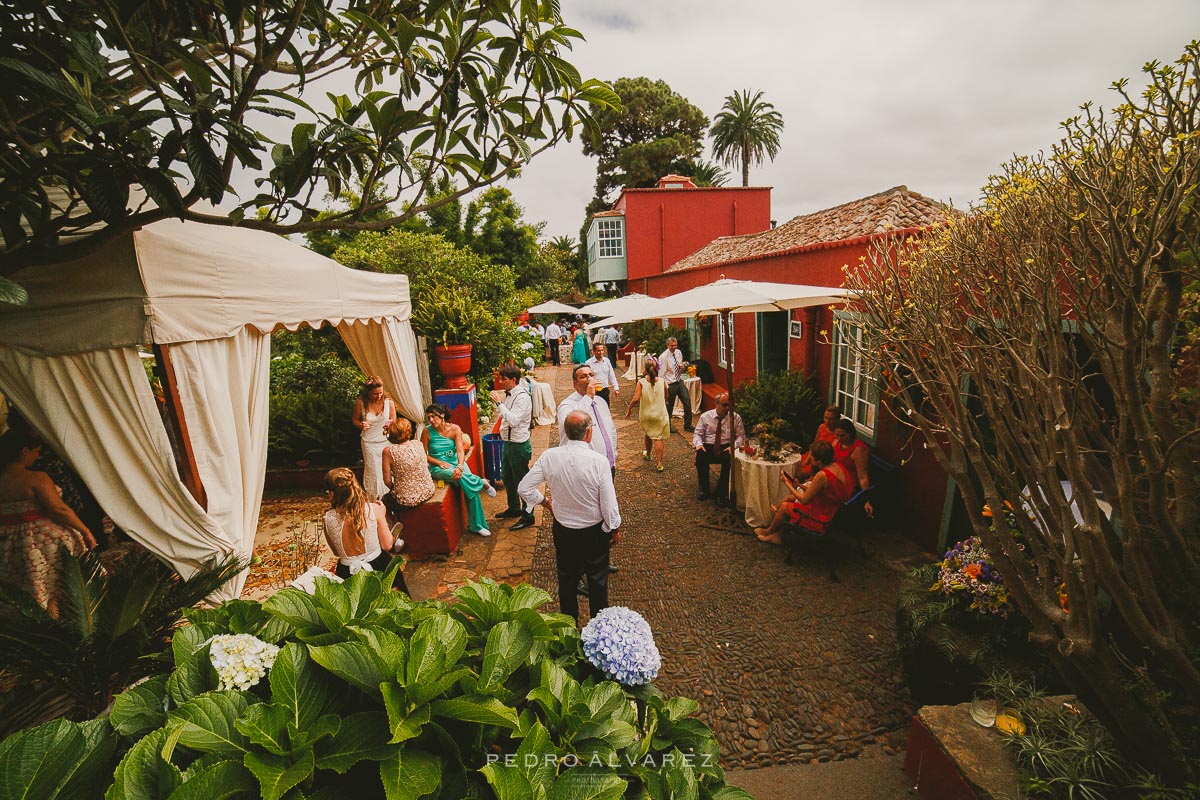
[617,188,771,281]
[643,244,949,552]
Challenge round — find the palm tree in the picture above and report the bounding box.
[709,90,784,187]
[687,161,730,187]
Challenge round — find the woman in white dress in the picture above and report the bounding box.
[351,376,396,499]
[321,467,409,593]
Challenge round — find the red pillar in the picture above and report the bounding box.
[434,383,485,477]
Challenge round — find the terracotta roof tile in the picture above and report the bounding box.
[667,186,956,272]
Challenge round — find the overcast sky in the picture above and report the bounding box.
[504,0,1200,240]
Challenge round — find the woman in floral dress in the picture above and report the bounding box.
[382,418,436,514]
[0,429,96,615]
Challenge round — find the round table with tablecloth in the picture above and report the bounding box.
[731,448,806,528]
[671,376,703,417]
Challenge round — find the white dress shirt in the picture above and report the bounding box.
[545,322,561,342]
[557,391,618,467]
[658,348,685,383]
[495,383,532,443]
[585,355,619,392]
[518,440,622,532]
[692,409,747,449]
[604,327,621,344]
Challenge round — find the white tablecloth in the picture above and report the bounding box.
[530,381,556,426]
[621,350,647,381]
[672,376,702,417]
[732,449,806,528]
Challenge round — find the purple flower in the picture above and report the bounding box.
[581,607,661,686]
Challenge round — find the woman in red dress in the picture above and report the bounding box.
[755,440,855,544]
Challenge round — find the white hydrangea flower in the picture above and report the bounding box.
[208,633,280,691]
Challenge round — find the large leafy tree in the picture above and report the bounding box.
[709,89,783,186]
[848,46,1200,782]
[581,76,707,203]
[0,0,617,273]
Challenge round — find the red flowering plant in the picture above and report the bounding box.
[932,536,1012,616]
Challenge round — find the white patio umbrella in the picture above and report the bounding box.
[527,300,580,315]
[580,293,657,317]
[593,278,854,393]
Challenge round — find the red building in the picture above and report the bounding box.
[585,175,772,286]
[590,184,957,550]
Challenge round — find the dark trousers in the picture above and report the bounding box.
[695,443,732,499]
[335,551,410,595]
[596,387,610,406]
[548,340,561,365]
[665,380,692,427]
[552,520,612,623]
[606,343,619,366]
[501,439,533,519]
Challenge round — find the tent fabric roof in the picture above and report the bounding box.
[0,217,411,356]
[667,186,955,273]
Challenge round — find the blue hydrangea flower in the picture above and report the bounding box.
[581,607,661,686]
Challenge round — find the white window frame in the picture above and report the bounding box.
[717,313,735,369]
[596,218,624,258]
[832,316,876,437]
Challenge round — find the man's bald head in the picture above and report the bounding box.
[564,410,593,441]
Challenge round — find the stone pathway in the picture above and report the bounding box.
[253,360,926,776]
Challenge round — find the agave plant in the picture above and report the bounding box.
[0,548,244,736]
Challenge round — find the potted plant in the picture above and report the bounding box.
[411,285,487,388]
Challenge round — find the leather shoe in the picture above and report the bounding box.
[684,425,695,432]
[509,517,536,531]
[607,565,619,574]
[494,509,523,519]
[576,581,589,597]
[696,491,711,501]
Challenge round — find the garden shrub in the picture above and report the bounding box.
[733,370,822,443]
[624,321,689,360]
[268,353,364,468]
[0,574,752,799]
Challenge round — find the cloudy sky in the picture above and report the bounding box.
[504,0,1200,240]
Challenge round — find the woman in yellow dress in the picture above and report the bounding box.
[624,360,671,472]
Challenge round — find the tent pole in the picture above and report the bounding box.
[152,344,208,510]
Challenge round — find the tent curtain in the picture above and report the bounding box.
[0,344,231,576]
[169,328,271,599]
[337,317,426,421]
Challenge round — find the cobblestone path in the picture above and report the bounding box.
[530,364,918,769]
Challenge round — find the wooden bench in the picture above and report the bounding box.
[781,453,898,581]
[391,484,465,561]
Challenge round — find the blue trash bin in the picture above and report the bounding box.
[482,433,504,485]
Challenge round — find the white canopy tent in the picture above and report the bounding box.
[527,300,580,315]
[0,217,425,597]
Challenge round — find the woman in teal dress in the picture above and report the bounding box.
[420,403,495,536]
[571,326,589,364]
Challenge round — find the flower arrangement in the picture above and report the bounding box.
[581,606,662,686]
[932,536,1011,616]
[750,418,789,462]
[208,633,280,691]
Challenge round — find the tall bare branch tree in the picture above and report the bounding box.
[848,44,1200,781]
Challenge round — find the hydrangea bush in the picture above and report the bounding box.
[582,607,662,686]
[0,574,751,799]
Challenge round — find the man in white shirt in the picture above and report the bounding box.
[658,337,693,432]
[544,320,562,365]
[692,393,747,504]
[490,364,536,530]
[585,342,620,406]
[604,325,621,366]
[519,410,622,624]
[557,364,618,478]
